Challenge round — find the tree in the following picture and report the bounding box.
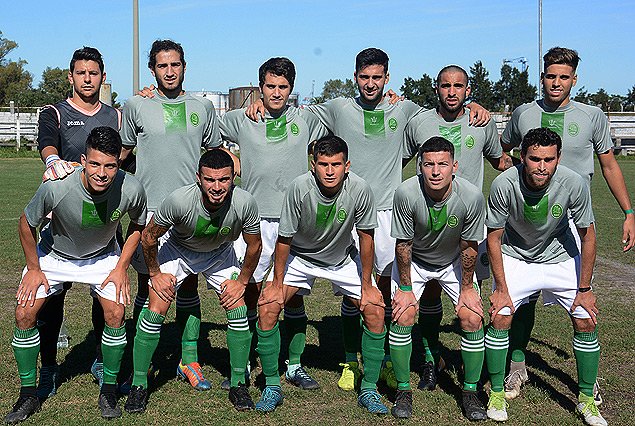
[111,91,121,109]
[0,31,34,107]
[468,61,495,110]
[400,74,436,109]
[573,86,591,104]
[312,78,356,103]
[493,64,537,112]
[625,85,635,112]
[37,67,70,104]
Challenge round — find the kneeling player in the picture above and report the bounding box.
[390,137,487,420]
[6,127,146,423]
[485,128,605,426]
[255,135,387,414]
[125,149,262,413]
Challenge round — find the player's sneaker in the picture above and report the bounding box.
[593,380,603,406]
[486,390,508,422]
[379,360,397,390]
[576,393,608,426]
[338,361,362,391]
[98,391,122,419]
[36,364,59,399]
[462,390,487,421]
[119,364,155,395]
[504,360,528,399]
[358,389,388,415]
[285,363,319,390]
[391,389,413,418]
[418,361,437,391]
[255,385,283,413]
[176,360,211,391]
[91,359,104,388]
[229,383,255,411]
[124,385,148,414]
[4,395,40,425]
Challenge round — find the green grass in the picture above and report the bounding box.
[0,158,634,425]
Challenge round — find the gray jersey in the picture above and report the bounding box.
[392,175,485,270]
[501,100,613,184]
[486,164,594,263]
[24,168,147,260]
[307,97,422,210]
[405,108,502,189]
[153,184,260,253]
[120,90,222,211]
[220,106,328,218]
[279,171,377,267]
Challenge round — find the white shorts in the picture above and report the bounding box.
[475,224,490,281]
[282,253,375,299]
[23,247,122,303]
[390,257,472,306]
[156,239,240,294]
[492,254,589,319]
[352,209,394,277]
[234,218,278,282]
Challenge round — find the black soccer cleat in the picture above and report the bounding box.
[124,385,148,414]
[285,365,320,390]
[5,395,40,425]
[391,389,413,419]
[417,361,437,391]
[229,384,255,411]
[98,391,122,419]
[462,390,487,421]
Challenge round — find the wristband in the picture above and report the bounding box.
[577,286,592,293]
[624,209,634,215]
[398,284,413,292]
[45,154,60,167]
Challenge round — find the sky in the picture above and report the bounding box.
[3,0,635,104]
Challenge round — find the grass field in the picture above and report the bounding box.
[0,156,634,425]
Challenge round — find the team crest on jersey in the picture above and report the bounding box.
[290,123,300,136]
[190,112,200,126]
[568,122,579,137]
[388,118,398,131]
[336,208,347,223]
[110,209,122,222]
[551,203,564,219]
[464,135,475,149]
[447,214,459,228]
[220,226,231,236]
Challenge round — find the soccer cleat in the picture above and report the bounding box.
[358,389,388,415]
[124,385,148,414]
[487,390,508,422]
[229,384,255,411]
[285,364,319,390]
[119,364,155,395]
[98,392,122,419]
[462,390,487,421]
[221,365,251,391]
[391,389,413,419]
[418,361,437,391]
[379,361,397,390]
[4,395,40,425]
[593,380,603,406]
[36,364,59,399]
[338,361,362,391]
[504,360,529,399]
[91,359,104,388]
[255,385,284,413]
[577,393,608,426]
[176,360,211,391]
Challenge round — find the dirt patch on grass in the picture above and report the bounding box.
[595,255,635,294]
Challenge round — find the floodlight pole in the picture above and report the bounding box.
[133,0,139,94]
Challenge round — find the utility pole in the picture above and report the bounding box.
[133,0,139,94]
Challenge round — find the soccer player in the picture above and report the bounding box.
[485,127,605,426]
[390,136,487,420]
[500,47,634,401]
[119,39,222,391]
[255,135,387,414]
[403,65,514,390]
[5,127,146,423]
[124,149,261,413]
[35,46,122,397]
[220,57,329,390]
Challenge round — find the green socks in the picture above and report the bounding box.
[485,326,509,392]
[509,297,538,363]
[12,327,40,388]
[283,305,307,366]
[573,329,600,397]
[227,305,251,387]
[360,325,386,390]
[101,324,126,386]
[461,328,485,391]
[175,290,201,365]
[389,324,412,390]
[133,308,165,387]
[341,298,362,362]
[256,322,281,387]
[419,298,443,364]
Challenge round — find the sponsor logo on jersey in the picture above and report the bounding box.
[523,195,548,225]
[190,112,200,126]
[81,201,108,227]
[110,209,122,222]
[266,115,288,143]
[439,125,462,156]
[290,123,300,136]
[388,117,398,131]
[336,208,347,223]
[363,110,385,137]
[428,205,448,231]
[66,120,85,126]
[447,214,459,228]
[551,203,564,219]
[568,122,579,137]
[162,102,187,133]
[465,134,475,149]
[194,216,221,237]
[540,112,565,137]
[316,202,336,228]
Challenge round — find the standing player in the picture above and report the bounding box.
[220,57,329,390]
[389,137,487,420]
[36,46,121,397]
[485,128,605,426]
[500,47,634,401]
[5,127,146,423]
[124,149,261,413]
[119,39,222,391]
[403,65,514,390]
[255,136,387,414]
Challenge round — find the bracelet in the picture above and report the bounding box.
[398,285,413,292]
[577,286,592,293]
[624,209,634,215]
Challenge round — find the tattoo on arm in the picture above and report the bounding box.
[460,245,477,287]
[141,223,169,274]
[395,239,413,287]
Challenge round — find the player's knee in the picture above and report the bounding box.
[102,303,125,328]
[361,304,385,330]
[258,304,281,330]
[458,310,482,332]
[490,314,512,330]
[395,306,417,327]
[15,305,38,329]
[573,317,596,333]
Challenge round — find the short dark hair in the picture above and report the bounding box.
[355,48,389,74]
[521,127,562,156]
[543,47,580,72]
[70,46,104,73]
[259,57,296,90]
[198,149,234,174]
[313,135,348,162]
[418,136,454,160]
[85,126,121,157]
[436,65,468,86]
[148,39,186,69]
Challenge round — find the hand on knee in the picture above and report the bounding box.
[15,306,37,329]
[458,310,483,332]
